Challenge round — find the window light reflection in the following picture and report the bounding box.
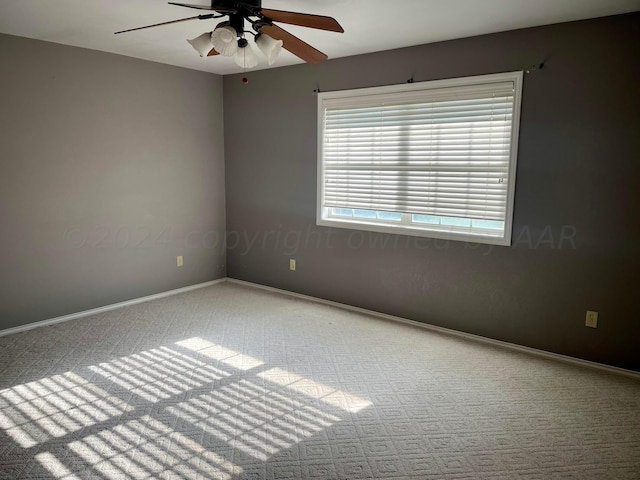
[258,367,372,412]
[166,377,344,461]
[176,337,264,371]
[0,372,132,448]
[2,336,374,477]
[68,416,240,480]
[88,346,229,403]
[35,451,80,479]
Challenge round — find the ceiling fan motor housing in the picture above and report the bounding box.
[214,0,261,9]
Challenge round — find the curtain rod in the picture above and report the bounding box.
[312,63,544,95]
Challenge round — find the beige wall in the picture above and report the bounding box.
[0,34,226,329]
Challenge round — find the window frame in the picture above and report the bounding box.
[316,71,524,246]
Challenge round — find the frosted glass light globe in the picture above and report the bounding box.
[187,32,214,57]
[211,26,238,57]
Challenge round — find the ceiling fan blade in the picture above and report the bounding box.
[261,9,344,33]
[169,2,214,10]
[207,48,220,56]
[260,24,328,64]
[168,2,236,13]
[115,15,206,34]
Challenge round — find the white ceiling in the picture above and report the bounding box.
[0,0,638,75]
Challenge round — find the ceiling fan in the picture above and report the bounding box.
[115,0,344,68]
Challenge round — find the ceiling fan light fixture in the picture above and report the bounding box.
[116,3,344,66]
[255,33,283,65]
[211,25,238,57]
[187,32,214,57]
[234,40,259,69]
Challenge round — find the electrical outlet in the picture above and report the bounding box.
[585,310,598,329]
[289,259,296,271]
[177,255,183,267]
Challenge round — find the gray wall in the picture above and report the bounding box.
[0,34,226,330]
[224,13,640,371]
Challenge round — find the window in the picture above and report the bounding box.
[317,72,523,246]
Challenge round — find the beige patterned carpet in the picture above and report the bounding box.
[1,282,639,479]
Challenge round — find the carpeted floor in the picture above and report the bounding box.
[1,282,639,479]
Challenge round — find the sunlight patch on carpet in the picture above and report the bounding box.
[0,372,133,448]
[259,367,372,413]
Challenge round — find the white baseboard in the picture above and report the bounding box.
[227,278,640,380]
[3,276,637,380]
[0,279,226,338]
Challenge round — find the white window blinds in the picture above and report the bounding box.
[317,72,523,245]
